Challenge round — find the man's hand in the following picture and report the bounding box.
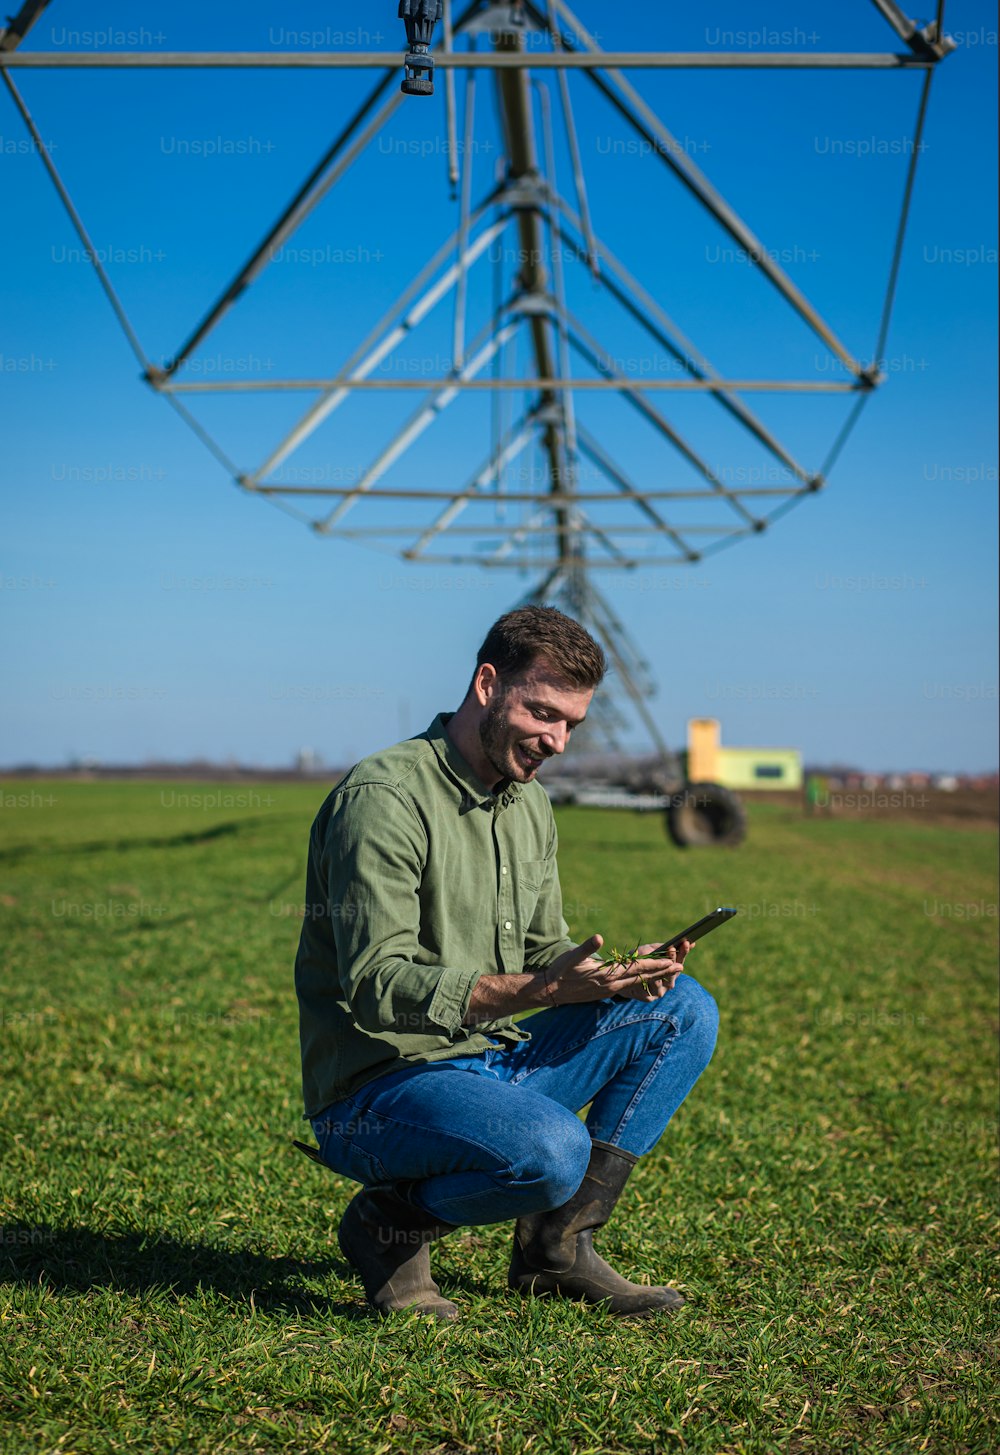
[612,939,693,1001]
[462,936,695,1025]
[541,936,694,1005]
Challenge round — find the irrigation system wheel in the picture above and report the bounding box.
[665,782,747,848]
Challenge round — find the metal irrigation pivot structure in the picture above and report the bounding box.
[0,0,955,844]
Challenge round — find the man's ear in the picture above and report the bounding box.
[474,662,498,706]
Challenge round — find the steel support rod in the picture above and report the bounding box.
[544,0,598,275]
[443,0,459,192]
[154,72,402,379]
[543,0,870,378]
[349,522,750,538]
[244,212,510,483]
[452,49,479,371]
[397,555,738,567]
[315,319,521,530]
[563,311,762,526]
[157,376,863,394]
[486,504,638,570]
[148,0,492,376]
[551,206,818,484]
[255,486,803,501]
[493,23,575,563]
[0,0,53,51]
[488,505,567,563]
[404,414,539,556]
[536,78,580,476]
[585,574,659,695]
[574,425,696,560]
[1,69,152,373]
[868,0,955,56]
[0,51,943,69]
[576,580,674,760]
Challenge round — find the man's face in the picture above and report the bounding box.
[478,662,593,785]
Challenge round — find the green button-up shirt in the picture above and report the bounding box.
[294,713,577,1115]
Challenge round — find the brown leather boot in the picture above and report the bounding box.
[338,1185,460,1321]
[508,1140,684,1316]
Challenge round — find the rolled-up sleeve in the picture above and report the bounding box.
[321,783,481,1036]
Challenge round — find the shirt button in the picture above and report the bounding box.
[501,866,508,875]
[504,920,512,930]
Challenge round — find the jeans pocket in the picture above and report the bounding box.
[311,1102,389,1187]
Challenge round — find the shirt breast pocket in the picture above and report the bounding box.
[516,858,548,924]
[518,859,548,892]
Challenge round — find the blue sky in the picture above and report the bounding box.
[1,1,997,773]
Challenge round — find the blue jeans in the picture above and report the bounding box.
[311,974,718,1227]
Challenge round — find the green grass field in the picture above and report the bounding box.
[1,781,997,1454]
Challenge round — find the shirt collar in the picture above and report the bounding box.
[425,713,523,810]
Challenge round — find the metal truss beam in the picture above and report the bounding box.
[538,0,872,379]
[1,66,152,373]
[404,413,539,557]
[574,425,699,560]
[868,0,955,58]
[255,486,802,501]
[243,208,510,484]
[146,0,490,379]
[154,74,402,380]
[314,318,522,531]
[0,0,53,52]
[550,205,819,485]
[0,50,946,70]
[402,555,745,567]
[156,376,863,394]
[493,22,575,563]
[561,311,762,526]
[487,497,638,569]
[338,523,750,537]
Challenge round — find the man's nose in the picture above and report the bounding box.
[540,723,568,754]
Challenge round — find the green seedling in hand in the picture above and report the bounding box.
[598,942,652,995]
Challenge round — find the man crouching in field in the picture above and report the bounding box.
[294,606,718,1320]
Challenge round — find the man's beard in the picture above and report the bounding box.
[478,691,549,785]
[479,691,517,784]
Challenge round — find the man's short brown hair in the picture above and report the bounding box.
[475,606,607,690]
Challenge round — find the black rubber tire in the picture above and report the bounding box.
[665,782,747,848]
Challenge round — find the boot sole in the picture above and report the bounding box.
[509,1271,684,1315]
